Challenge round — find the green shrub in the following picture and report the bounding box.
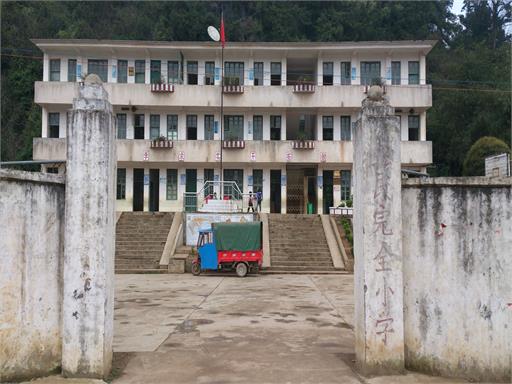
[340,217,353,247]
[462,136,510,176]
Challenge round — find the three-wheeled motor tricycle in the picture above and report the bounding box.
[191,221,263,277]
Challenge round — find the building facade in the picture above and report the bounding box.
[32,39,434,214]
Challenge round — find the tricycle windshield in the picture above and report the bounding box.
[197,230,213,248]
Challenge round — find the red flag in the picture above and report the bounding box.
[220,12,226,48]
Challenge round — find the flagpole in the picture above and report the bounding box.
[219,9,225,198]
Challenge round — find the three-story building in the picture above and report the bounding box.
[32,39,435,214]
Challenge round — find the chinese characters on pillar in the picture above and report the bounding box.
[372,157,396,345]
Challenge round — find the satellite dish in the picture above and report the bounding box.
[208,26,220,42]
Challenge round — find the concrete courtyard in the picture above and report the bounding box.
[109,274,472,384]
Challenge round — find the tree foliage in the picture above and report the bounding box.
[462,136,510,175]
[1,1,510,176]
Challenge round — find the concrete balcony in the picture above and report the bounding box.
[34,138,432,166]
[34,81,432,110]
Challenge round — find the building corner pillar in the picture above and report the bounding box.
[353,89,404,375]
[62,75,116,379]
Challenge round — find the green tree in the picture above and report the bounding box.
[462,136,511,175]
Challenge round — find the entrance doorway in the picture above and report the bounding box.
[149,169,159,212]
[133,168,144,211]
[323,170,334,214]
[185,169,197,212]
[270,170,281,213]
[286,166,317,214]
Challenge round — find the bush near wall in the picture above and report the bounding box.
[462,136,511,176]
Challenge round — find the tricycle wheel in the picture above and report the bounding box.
[235,262,248,278]
[191,262,201,276]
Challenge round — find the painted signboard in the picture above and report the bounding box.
[185,213,254,246]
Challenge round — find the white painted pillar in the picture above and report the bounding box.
[280,166,286,214]
[143,167,149,211]
[41,107,48,138]
[317,167,323,214]
[43,53,49,81]
[420,54,426,85]
[281,113,287,141]
[353,94,404,375]
[262,168,271,213]
[62,77,115,378]
[420,112,427,141]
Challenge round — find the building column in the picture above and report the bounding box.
[353,93,404,375]
[143,168,149,211]
[281,113,287,141]
[62,76,116,378]
[41,107,48,138]
[317,167,323,214]
[420,111,427,141]
[262,168,271,213]
[126,167,134,211]
[420,54,426,85]
[280,166,286,214]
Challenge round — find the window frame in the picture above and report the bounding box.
[117,60,128,83]
[168,61,180,84]
[224,115,244,141]
[391,61,401,85]
[67,59,76,82]
[323,62,334,86]
[135,60,145,84]
[87,59,108,82]
[187,61,198,85]
[150,114,160,140]
[340,116,351,141]
[116,168,126,200]
[186,114,197,140]
[48,113,60,138]
[117,113,127,139]
[49,59,61,82]
[166,169,178,200]
[150,60,161,84]
[270,115,281,140]
[254,62,264,86]
[167,114,178,140]
[340,61,351,85]
[270,62,281,86]
[341,170,351,201]
[205,61,215,85]
[134,114,145,140]
[253,115,263,140]
[204,114,214,140]
[360,61,381,86]
[253,169,263,194]
[322,116,334,141]
[408,61,420,85]
[224,61,244,86]
[408,115,420,141]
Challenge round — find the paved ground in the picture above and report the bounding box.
[109,274,472,384]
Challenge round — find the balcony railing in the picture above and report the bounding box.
[223,85,244,94]
[150,83,175,93]
[223,140,245,149]
[292,140,315,149]
[150,138,173,148]
[293,83,316,93]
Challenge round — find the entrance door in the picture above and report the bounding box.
[323,170,334,214]
[133,168,144,211]
[286,168,304,214]
[185,169,197,212]
[149,169,159,212]
[270,170,281,213]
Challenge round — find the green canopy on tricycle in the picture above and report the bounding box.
[212,222,262,251]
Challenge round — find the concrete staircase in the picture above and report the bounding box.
[115,212,174,273]
[266,214,342,274]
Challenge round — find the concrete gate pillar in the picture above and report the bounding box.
[62,75,116,378]
[353,89,404,375]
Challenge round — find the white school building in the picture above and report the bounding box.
[32,39,434,214]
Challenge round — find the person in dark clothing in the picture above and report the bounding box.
[256,189,262,212]
[247,191,255,212]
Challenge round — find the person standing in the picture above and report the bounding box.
[247,191,255,212]
[256,189,262,212]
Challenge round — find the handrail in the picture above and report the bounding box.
[183,181,258,213]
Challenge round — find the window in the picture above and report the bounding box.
[168,61,180,84]
[117,114,127,139]
[408,115,420,141]
[117,60,127,83]
[117,168,126,200]
[68,59,76,82]
[135,60,145,83]
[224,62,244,85]
[270,115,281,140]
[391,61,401,85]
[224,115,244,140]
[408,61,419,85]
[360,61,381,85]
[48,113,59,138]
[150,115,160,139]
[150,60,161,84]
[271,62,281,86]
[340,116,351,141]
[223,169,244,195]
[88,59,108,82]
[323,62,333,85]
[204,115,214,140]
[254,62,264,86]
[323,116,334,141]
[204,168,215,197]
[253,169,263,194]
[341,62,351,85]
[46,167,58,174]
[49,59,60,81]
[253,115,263,140]
[187,61,198,85]
[186,114,197,140]
[205,61,215,85]
[341,170,351,201]
[166,169,178,200]
[167,115,178,140]
[134,114,145,139]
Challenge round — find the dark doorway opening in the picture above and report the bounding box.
[323,170,334,214]
[149,169,159,212]
[270,170,281,213]
[133,168,144,211]
[185,169,197,212]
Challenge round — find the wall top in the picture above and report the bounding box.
[0,169,65,185]
[73,75,111,112]
[402,176,512,188]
